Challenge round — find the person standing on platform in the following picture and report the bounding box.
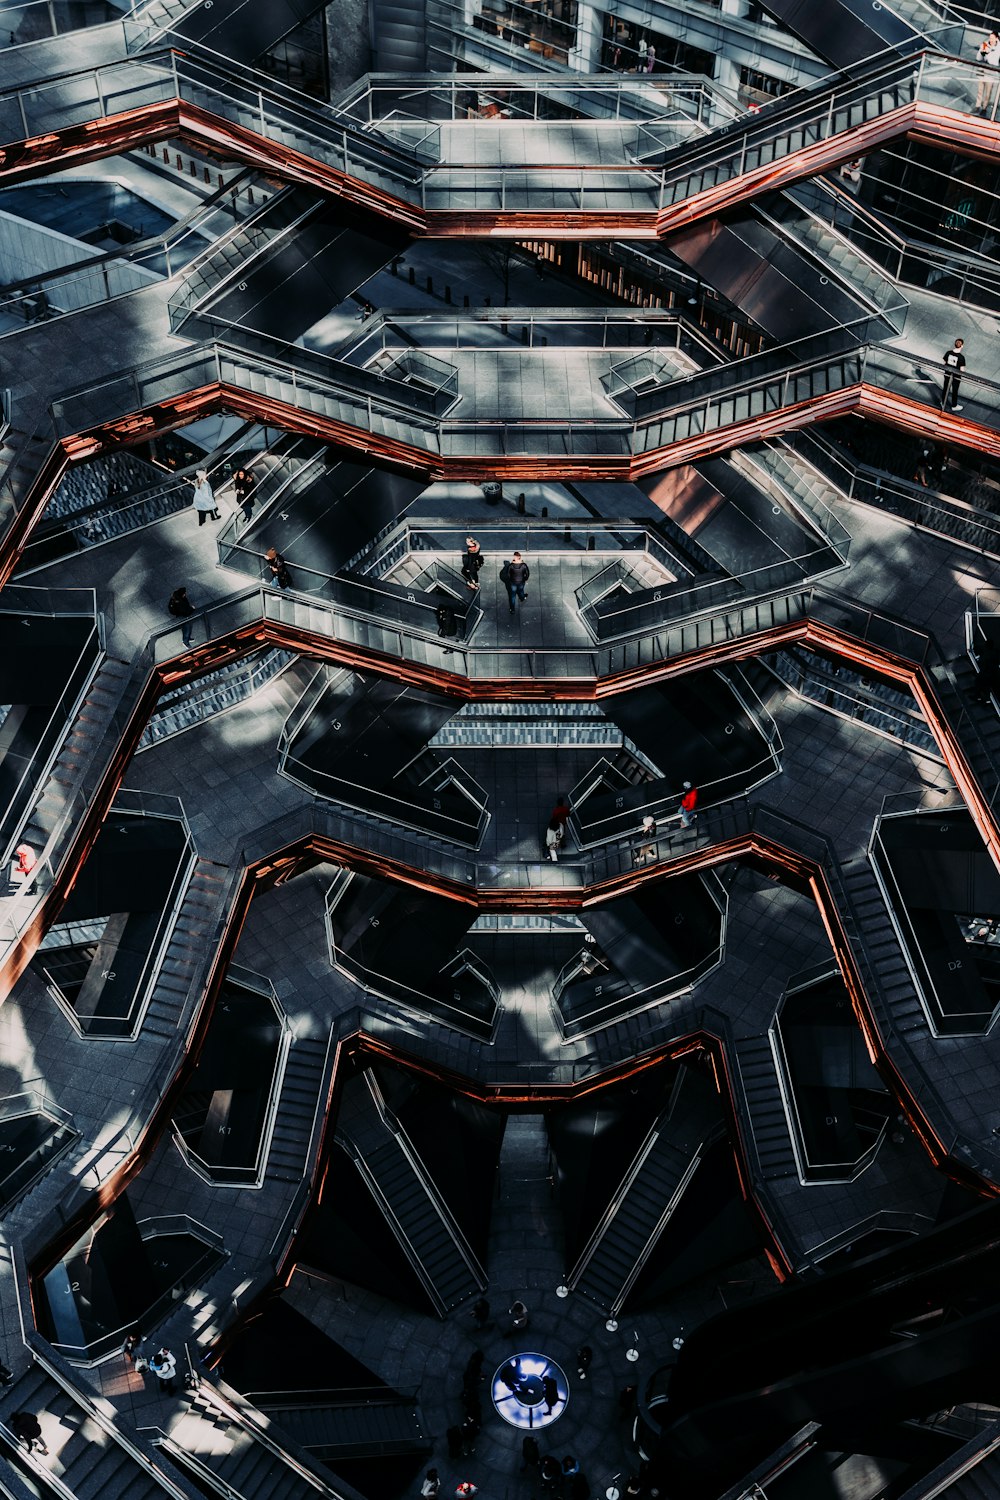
[974,31,1000,111]
[149,1347,178,1394]
[679,782,699,828]
[522,1434,541,1471]
[461,537,485,591]
[545,818,564,863]
[168,586,196,646]
[232,463,257,521]
[266,548,292,589]
[504,551,530,613]
[636,37,647,70]
[645,42,656,72]
[191,468,220,525]
[509,1298,529,1330]
[941,338,966,412]
[472,1296,491,1329]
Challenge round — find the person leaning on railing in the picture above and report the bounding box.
[974,31,1000,113]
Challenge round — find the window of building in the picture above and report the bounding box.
[601,15,714,76]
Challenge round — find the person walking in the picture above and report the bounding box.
[191,468,220,525]
[550,794,572,831]
[522,1434,541,1471]
[540,1454,562,1490]
[504,551,530,613]
[543,1374,559,1413]
[461,537,485,590]
[509,1298,529,1330]
[974,30,1000,111]
[149,1347,178,1394]
[266,547,292,589]
[13,843,37,892]
[472,1296,490,1329]
[463,1349,485,1398]
[436,604,457,639]
[576,1344,593,1380]
[941,338,966,412]
[679,782,699,828]
[11,1412,47,1454]
[167,586,196,646]
[232,463,257,521]
[545,818,564,863]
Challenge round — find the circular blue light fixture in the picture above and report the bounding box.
[491,1352,569,1430]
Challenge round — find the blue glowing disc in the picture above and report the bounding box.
[491,1352,569,1430]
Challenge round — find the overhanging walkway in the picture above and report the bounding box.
[0,52,997,238]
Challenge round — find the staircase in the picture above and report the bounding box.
[140,860,232,1041]
[607,591,811,681]
[160,1388,335,1500]
[336,1072,485,1315]
[127,0,195,52]
[0,1107,77,1212]
[933,655,1000,807]
[17,655,134,860]
[255,1393,430,1459]
[761,0,962,69]
[1,1365,190,1500]
[733,1033,800,1182]
[569,1122,708,1314]
[265,1033,329,1184]
[840,859,929,1040]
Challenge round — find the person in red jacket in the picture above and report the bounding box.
[679,782,698,828]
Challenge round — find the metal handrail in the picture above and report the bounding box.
[14,1327,195,1499]
[323,876,498,1040]
[0,167,258,327]
[367,1071,488,1287]
[242,1384,420,1405]
[769,1014,889,1183]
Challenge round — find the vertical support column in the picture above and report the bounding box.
[571,1,602,72]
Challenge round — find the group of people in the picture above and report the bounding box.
[527,1445,591,1497]
[609,37,656,72]
[190,464,258,527]
[461,537,531,615]
[123,1333,180,1393]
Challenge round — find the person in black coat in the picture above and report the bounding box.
[167,586,197,646]
[461,538,485,590]
[232,464,256,520]
[505,551,530,613]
